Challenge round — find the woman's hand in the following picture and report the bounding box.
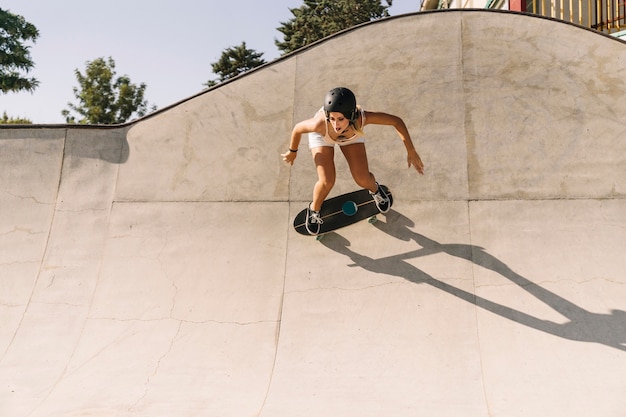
[407,149,425,174]
[282,149,297,165]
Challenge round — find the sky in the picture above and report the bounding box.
[1,0,420,124]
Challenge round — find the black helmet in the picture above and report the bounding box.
[324,87,357,122]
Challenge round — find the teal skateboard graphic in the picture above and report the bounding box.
[293,185,393,239]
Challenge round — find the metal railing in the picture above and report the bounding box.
[525,0,626,33]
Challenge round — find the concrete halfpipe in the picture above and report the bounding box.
[1,10,625,417]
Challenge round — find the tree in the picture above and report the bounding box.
[275,0,392,55]
[0,111,31,124]
[0,7,39,94]
[204,41,266,87]
[62,57,151,124]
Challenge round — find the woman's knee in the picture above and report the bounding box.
[312,148,336,187]
[316,173,336,190]
[352,171,374,188]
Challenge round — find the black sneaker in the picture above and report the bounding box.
[370,183,390,213]
[305,206,323,235]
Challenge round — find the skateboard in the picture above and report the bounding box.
[293,185,393,240]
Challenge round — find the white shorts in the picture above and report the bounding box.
[308,132,365,149]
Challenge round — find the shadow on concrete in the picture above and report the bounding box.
[0,126,130,164]
[320,210,626,352]
[68,129,130,164]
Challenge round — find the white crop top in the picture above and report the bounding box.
[309,107,366,146]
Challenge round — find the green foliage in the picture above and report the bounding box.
[62,57,151,124]
[0,111,31,124]
[205,41,266,87]
[0,7,40,94]
[275,0,392,54]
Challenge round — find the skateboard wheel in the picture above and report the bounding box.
[315,234,324,241]
[368,215,378,224]
[342,201,358,216]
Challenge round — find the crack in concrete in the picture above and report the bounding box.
[87,316,278,326]
[1,190,51,205]
[128,320,183,416]
[0,226,44,236]
[474,276,625,288]
[285,281,404,294]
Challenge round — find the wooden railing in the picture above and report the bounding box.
[524,0,625,33]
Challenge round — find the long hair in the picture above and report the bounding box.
[351,105,365,136]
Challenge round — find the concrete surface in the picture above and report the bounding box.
[1,10,626,417]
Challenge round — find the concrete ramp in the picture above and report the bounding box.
[1,10,626,417]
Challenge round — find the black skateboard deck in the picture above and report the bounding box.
[293,185,392,237]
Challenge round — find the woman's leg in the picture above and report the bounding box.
[311,146,336,211]
[340,143,377,193]
[342,143,391,213]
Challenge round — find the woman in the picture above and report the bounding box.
[282,87,424,235]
